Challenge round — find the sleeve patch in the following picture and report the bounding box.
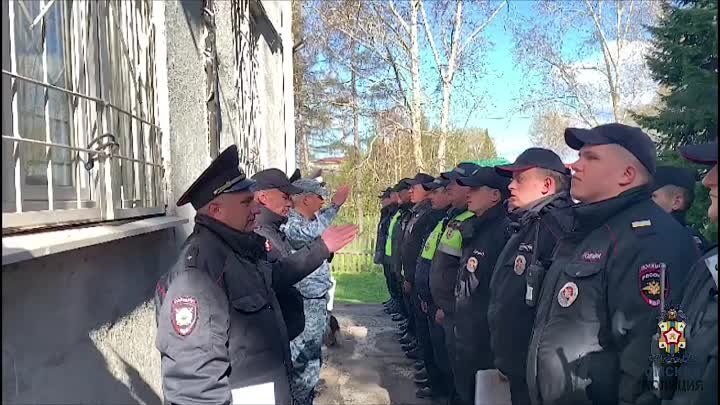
[171,296,198,336]
[639,263,669,307]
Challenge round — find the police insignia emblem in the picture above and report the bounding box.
[639,262,668,307]
[658,307,687,364]
[557,282,578,307]
[514,255,527,275]
[171,296,198,336]
[446,227,455,238]
[467,257,478,273]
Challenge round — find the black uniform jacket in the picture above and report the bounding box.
[415,208,458,312]
[389,203,414,276]
[154,214,330,405]
[374,204,398,264]
[454,203,510,369]
[664,246,717,405]
[401,200,441,285]
[526,186,699,405]
[254,206,307,340]
[672,211,710,255]
[488,192,573,378]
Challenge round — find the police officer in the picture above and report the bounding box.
[659,140,717,405]
[398,174,436,350]
[385,179,416,327]
[429,162,481,402]
[526,123,699,405]
[452,167,512,405]
[154,145,357,404]
[651,165,709,253]
[488,148,573,405]
[376,187,397,309]
[415,176,456,398]
[381,186,403,315]
[252,169,310,341]
[284,179,351,405]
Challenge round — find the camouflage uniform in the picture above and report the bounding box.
[285,205,339,405]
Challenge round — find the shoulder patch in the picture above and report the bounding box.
[639,263,669,307]
[171,296,198,336]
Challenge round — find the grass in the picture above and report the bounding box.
[333,271,390,304]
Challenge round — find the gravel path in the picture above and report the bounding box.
[315,303,440,405]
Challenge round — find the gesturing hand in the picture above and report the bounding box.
[331,185,351,207]
[321,225,358,253]
[435,308,445,325]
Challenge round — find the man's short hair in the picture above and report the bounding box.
[659,184,694,211]
[538,168,570,192]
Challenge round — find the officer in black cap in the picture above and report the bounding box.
[251,168,310,343]
[383,183,407,315]
[413,176,457,398]
[385,178,416,323]
[429,162,482,403]
[526,124,699,405]
[398,173,446,388]
[487,147,573,405]
[451,167,512,405]
[154,146,357,405]
[655,139,717,405]
[376,187,397,303]
[651,165,709,253]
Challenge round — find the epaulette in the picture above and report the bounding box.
[630,218,656,237]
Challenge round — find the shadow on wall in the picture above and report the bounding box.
[1,229,178,404]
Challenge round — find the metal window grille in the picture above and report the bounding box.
[2,0,165,233]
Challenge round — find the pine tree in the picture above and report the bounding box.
[634,0,718,151]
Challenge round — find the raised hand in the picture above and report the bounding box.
[320,224,358,253]
[331,185,351,207]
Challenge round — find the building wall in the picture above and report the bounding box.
[1,0,296,403]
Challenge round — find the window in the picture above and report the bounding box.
[2,0,165,233]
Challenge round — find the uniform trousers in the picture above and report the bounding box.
[290,297,328,405]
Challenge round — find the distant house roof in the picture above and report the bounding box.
[313,157,345,166]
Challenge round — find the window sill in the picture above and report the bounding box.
[2,216,188,266]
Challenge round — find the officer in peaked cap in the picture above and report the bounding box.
[377,186,401,311]
[385,178,416,322]
[651,165,709,253]
[154,145,357,405]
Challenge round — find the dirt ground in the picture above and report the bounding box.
[315,303,441,405]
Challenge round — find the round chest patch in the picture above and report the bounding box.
[446,228,455,238]
[557,282,579,308]
[514,254,527,275]
[466,257,478,273]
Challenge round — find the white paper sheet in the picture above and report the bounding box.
[231,382,275,405]
[475,369,512,405]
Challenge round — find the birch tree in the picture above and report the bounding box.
[512,0,661,132]
[419,0,506,171]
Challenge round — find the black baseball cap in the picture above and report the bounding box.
[564,123,657,175]
[651,166,698,193]
[177,145,256,209]
[680,140,718,166]
[251,168,303,195]
[408,172,435,186]
[496,147,569,177]
[441,162,482,180]
[378,187,393,199]
[457,166,511,198]
[392,178,414,192]
[422,178,450,191]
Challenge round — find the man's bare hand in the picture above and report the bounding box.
[331,185,351,206]
[321,225,358,253]
[435,308,445,325]
[421,300,428,314]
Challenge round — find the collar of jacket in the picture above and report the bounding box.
[572,185,652,232]
[671,210,688,226]
[513,192,573,224]
[255,205,288,229]
[194,214,265,259]
[399,202,414,211]
[411,199,432,214]
[462,202,506,238]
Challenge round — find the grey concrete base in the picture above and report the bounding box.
[2,229,177,404]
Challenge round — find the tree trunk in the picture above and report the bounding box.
[409,0,424,170]
[351,44,360,152]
